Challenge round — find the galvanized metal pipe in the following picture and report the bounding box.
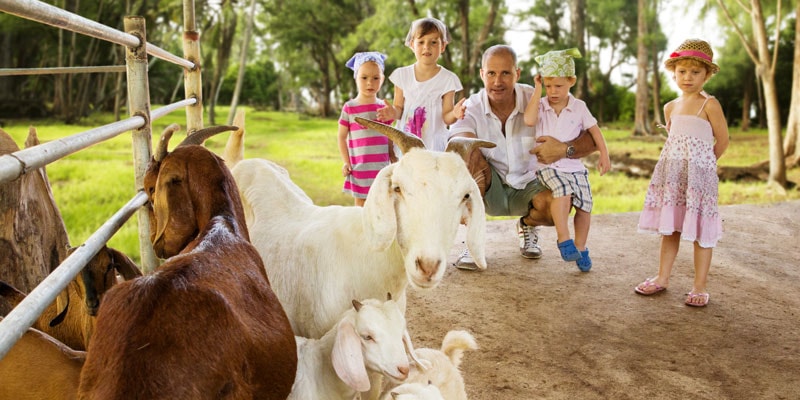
[0,116,145,184]
[0,191,149,361]
[0,65,127,76]
[0,0,195,70]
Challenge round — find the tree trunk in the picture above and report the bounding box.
[783,0,800,167]
[466,0,500,97]
[716,0,787,189]
[632,0,649,136]
[749,0,786,189]
[208,6,238,125]
[457,0,470,97]
[227,0,257,125]
[651,43,663,129]
[570,0,588,100]
[740,68,752,131]
[0,128,71,293]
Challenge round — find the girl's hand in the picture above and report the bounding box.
[453,98,466,120]
[597,153,611,176]
[376,100,395,122]
[342,163,352,177]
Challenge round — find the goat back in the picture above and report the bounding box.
[78,240,297,399]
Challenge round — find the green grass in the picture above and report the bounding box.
[3,107,798,263]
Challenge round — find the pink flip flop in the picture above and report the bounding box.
[634,278,666,295]
[685,291,710,307]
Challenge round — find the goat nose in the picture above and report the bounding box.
[397,365,409,379]
[415,257,441,279]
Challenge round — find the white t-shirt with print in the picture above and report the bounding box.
[389,64,463,152]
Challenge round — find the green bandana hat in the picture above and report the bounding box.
[534,48,582,77]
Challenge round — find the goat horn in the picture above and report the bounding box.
[445,136,497,162]
[353,117,425,153]
[155,123,181,162]
[178,125,239,147]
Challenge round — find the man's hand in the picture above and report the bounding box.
[532,130,598,164]
[532,136,568,165]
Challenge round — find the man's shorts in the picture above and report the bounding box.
[536,167,593,213]
[483,166,547,217]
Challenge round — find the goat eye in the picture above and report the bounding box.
[464,193,470,200]
[393,186,401,194]
[362,334,374,342]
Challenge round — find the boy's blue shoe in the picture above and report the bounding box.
[557,239,582,262]
[576,248,592,272]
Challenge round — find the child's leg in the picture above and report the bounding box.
[691,242,712,293]
[653,232,681,287]
[354,197,366,207]
[550,195,572,243]
[573,209,590,251]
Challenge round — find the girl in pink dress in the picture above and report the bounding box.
[634,39,729,307]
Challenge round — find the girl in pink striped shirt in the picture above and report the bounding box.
[338,52,395,206]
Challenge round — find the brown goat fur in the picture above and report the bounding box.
[0,246,141,350]
[0,318,86,400]
[78,141,297,400]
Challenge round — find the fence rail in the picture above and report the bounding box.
[0,0,204,360]
[0,0,195,70]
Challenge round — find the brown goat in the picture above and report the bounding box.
[0,317,86,400]
[0,245,141,350]
[78,125,297,400]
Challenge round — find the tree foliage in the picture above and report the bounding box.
[0,0,795,146]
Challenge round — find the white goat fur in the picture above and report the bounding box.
[384,330,478,400]
[289,297,411,399]
[226,137,487,339]
[382,382,446,400]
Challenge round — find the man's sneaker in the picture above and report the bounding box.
[517,218,543,259]
[455,248,479,270]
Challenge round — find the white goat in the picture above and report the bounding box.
[383,330,478,400]
[381,382,445,400]
[289,296,411,399]
[224,117,494,340]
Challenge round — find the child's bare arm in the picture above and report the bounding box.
[442,91,466,125]
[587,125,611,175]
[377,86,404,121]
[524,75,543,127]
[706,98,729,159]
[337,123,351,176]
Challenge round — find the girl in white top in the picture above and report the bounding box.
[376,17,466,152]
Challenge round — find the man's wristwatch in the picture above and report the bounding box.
[565,143,576,159]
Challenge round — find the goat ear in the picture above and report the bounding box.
[332,319,370,392]
[108,248,143,280]
[50,290,70,327]
[362,165,397,251]
[403,329,430,371]
[464,181,488,270]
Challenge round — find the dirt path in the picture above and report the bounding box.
[404,201,800,400]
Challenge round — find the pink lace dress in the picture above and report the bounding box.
[638,94,722,248]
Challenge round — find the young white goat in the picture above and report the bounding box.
[381,382,445,400]
[224,117,495,340]
[289,295,412,399]
[383,330,478,400]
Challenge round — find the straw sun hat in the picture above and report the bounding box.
[664,38,720,75]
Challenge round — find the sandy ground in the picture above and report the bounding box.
[404,200,800,400]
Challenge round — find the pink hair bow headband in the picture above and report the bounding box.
[670,50,712,62]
